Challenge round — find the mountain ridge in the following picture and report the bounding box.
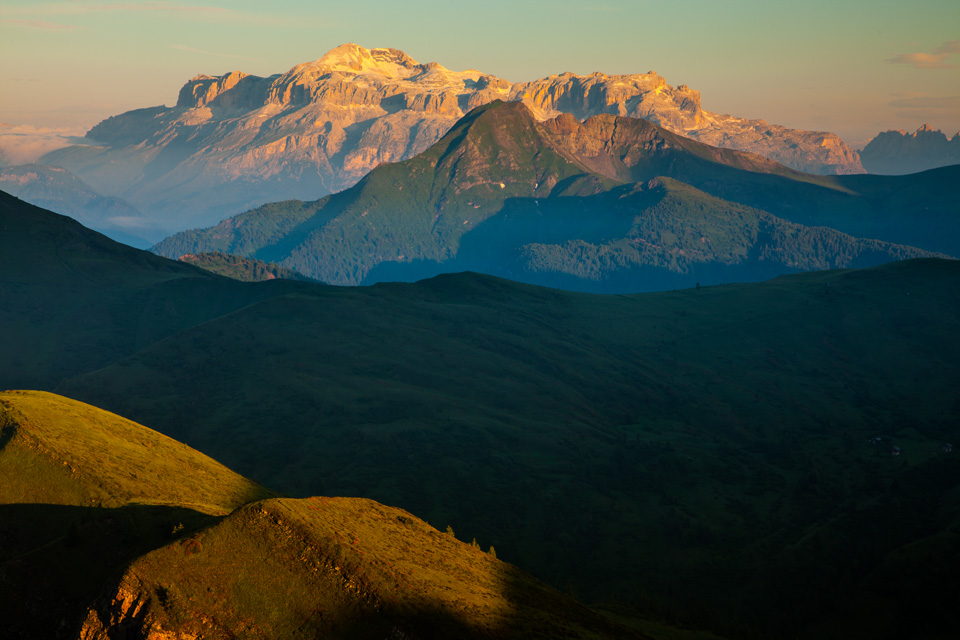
[860,124,960,174]
[151,101,944,291]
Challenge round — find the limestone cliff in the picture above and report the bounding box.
[509,71,861,174]
[40,43,864,237]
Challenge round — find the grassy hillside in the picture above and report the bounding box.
[83,497,645,640]
[1,391,660,640]
[58,259,960,638]
[0,390,273,512]
[151,102,958,290]
[0,390,276,639]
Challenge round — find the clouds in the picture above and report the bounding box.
[7,1,230,18]
[0,2,242,36]
[0,1,301,29]
[0,1,232,29]
[0,124,88,167]
[74,2,226,13]
[887,93,960,126]
[888,39,960,70]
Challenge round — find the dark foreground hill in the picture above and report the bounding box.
[58,258,960,639]
[3,192,959,638]
[152,101,956,292]
[0,391,647,640]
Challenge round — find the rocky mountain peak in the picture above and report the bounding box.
[261,43,489,109]
[860,124,960,174]
[512,70,688,121]
[177,70,250,109]
[311,43,421,78]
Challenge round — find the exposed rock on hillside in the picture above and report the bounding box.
[860,124,960,174]
[41,44,863,237]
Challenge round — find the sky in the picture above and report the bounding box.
[1,0,958,154]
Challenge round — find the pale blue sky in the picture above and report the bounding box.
[1,0,958,145]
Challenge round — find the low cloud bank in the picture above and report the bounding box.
[0,124,89,166]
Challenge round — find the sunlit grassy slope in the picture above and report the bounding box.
[83,496,645,639]
[0,390,273,513]
[0,390,274,639]
[0,391,652,640]
[59,258,960,638]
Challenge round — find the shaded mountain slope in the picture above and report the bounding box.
[0,189,197,287]
[58,259,960,638]
[153,102,948,292]
[453,177,930,292]
[0,190,314,388]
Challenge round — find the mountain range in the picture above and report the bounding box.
[860,124,960,175]
[153,100,955,293]
[3,190,958,638]
[37,43,863,239]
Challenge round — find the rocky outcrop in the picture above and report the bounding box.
[860,124,960,174]
[78,577,191,640]
[41,43,864,237]
[511,71,706,129]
